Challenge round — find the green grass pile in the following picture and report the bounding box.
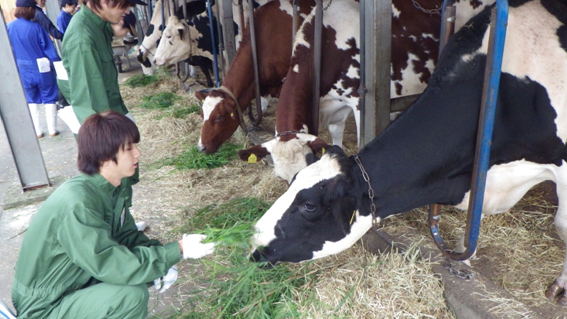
[171,103,201,119]
[177,198,321,319]
[139,92,181,109]
[159,143,240,170]
[124,74,161,87]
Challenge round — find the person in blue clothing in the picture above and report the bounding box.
[34,0,64,40]
[7,0,61,138]
[56,0,79,34]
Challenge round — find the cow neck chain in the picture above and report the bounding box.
[353,154,377,227]
[412,0,441,15]
[276,128,306,137]
[218,86,249,134]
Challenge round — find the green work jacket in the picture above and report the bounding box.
[57,5,129,124]
[11,173,181,318]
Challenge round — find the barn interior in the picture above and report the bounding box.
[1,0,566,318]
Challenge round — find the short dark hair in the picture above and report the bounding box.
[77,111,140,175]
[14,7,35,20]
[88,0,133,12]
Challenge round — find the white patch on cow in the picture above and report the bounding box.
[292,64,299,73]
[313,212,376,260]
[252,153,343,248]
[392,53,430,97]
[201,95,223,122]
[266,133,318,183]
[391,3,401,18]
[322,1,359,51]
[455,159,559,216]
[454,0,494,31]
[494,1,567,142]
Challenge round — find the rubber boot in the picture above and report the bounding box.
[45,103,59,136]
[28,103,43,138]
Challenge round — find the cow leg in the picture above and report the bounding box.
[547,165,567,305]
[201,65,214,88]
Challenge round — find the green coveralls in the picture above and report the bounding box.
[57,5,129,124]
[11,174,181,319]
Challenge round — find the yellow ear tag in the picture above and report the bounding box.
[231,113,234,117]
[322,147,325,155]
[248,153,257,163]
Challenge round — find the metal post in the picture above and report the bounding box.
[311,0,322,135]
[247,0,262,126]
[429,0,509,261]
[362,0,391,146]
[220,0,237,68]
[0,12,50,190]
[206,0,220,87]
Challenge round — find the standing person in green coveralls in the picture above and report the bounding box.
[54,0,147,231]
[56,0,143,131]
[10,111,216,319]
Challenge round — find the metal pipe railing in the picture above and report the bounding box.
[429,0,509,261]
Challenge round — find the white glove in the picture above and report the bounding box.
[182,234,216,259]
[154,265,178,293]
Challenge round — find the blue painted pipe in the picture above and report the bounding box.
[462,0,509,259]
[206,0,220,88]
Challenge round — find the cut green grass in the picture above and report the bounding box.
[171,103,201,118]
[124,74,161,87]
[139,92,181,109]
[175,198,322,319]
[158,143,240,170]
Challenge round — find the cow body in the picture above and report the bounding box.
[195,0,316,154]
[250,0,567,304]
[239,0,494,183]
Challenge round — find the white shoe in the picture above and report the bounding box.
[0,300,16,319]
[135,221,147,231]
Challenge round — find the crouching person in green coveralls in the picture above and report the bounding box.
[10,111,215,319]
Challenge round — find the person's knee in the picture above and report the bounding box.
[109,284,149,319]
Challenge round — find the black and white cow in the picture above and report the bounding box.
[153,7,223,87]
[137,0,209,75]
[249,0,567,305]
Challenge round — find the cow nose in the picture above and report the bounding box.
[197,144,206,152]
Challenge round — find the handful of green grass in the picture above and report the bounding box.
[178,198,321,318]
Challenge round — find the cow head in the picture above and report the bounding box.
[154,16,194,66]
[238,133,329,184]
[197,89,241,154]
[250,146,374,264]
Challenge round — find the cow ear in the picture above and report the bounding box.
[222,94,238,119]
[307,138,330,157]
[238,145,270,163]
[195,91,208,102]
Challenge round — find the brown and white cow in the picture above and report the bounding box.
[238,0,494,184]
[194,0,316,154]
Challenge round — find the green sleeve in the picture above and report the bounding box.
[57,203,181,285]
[66,44,112,123]
[115,209,163,248]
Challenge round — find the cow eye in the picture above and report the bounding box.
[215,115,223,122]
[304,203,316,212]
